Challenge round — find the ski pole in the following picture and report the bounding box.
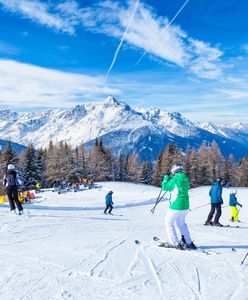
[190,203,210,211]
[241,252,248,266]
[151,191,167,214]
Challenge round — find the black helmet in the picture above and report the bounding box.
[109,191,113,194]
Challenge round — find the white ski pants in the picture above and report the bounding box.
[165,209,192,246]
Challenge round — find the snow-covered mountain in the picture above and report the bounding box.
[200,122,248,146]
[0,96,247,160]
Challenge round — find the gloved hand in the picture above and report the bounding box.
[163,174,170,182]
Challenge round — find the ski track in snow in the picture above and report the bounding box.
[195,267,201,295]
[89,238,127,277]
[164,255,200,299]
[1,183,248,299]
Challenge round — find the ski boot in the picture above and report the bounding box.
[212,222,223,227]
[185,241,197,250]
[204,221,213,226]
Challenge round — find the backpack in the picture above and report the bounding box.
[5,172,17,187]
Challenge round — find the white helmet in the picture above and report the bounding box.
[171,164,183,175]
[230,189,237,195]
[7,164,15,170]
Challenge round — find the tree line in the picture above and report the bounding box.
[0,139,247,194]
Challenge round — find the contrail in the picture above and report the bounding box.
[135,0,190,66]
[105,0,139,81]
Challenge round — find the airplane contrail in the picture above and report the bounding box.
[135,0,190,66]
[105,0,139,81]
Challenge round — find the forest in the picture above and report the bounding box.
[0,139,248,194]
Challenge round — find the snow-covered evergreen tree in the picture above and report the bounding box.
[139,160,153,184]
[22,144,39,190]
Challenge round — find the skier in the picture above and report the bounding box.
[229,189,242,222]
[162,164,196,249]
[204,177,224,226]
[225,181,231,189]
[3,164,24,215]
[104,191,114,215]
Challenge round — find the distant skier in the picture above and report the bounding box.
[204,177,224,226]
[162,164,196,250]
[229,189,242,222]
[225,181,231,189]
[104,191,114,215]
[3,164,24,215]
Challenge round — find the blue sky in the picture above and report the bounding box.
[0,0,248,123]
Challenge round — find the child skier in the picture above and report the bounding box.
[162,164,196,250]
[3,164,24,215]
[229,189,242,222]
[104,191,114,214]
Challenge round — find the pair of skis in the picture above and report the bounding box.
[135,236,212,255]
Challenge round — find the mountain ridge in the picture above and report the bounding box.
[0,96,247,160]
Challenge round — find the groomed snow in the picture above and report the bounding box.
[1,182,248,300]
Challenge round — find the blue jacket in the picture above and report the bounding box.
[229,194,242,207]
[105,193,113,205]
[209,182,223,204]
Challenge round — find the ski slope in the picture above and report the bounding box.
[0,182,248,300]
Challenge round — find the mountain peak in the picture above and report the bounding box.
[103,95,120,107]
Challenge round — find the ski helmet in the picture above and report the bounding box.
[109,191,113,194]
[170,164,183,175]
[230,189,237,195]
[216,177,223,183]
[7,164,15,170]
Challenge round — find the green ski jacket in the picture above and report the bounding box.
[162,172,190,210]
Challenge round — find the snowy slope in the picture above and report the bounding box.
[1,182,248,300]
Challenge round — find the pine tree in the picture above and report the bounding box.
[89,139,114,181]
[236,156,248,186]
[197,143,210,186]
[161,143,175,175]
[36,148,46,186]
[2,141,18,170]
[183,144,191,177]
[125,153,139,183]
[208,141,223,182]
[22,144,39,190]
[116,154,124,181]
[152,150,163,186]
[223,154,234,185]
[44,141,61,186]
[189,149,200,187]
[139,160,153,184]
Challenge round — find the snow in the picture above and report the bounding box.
[1,182,248,300]
[0,97,203,149]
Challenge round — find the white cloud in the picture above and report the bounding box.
[0,40,20,55]
[0,0,224,79]
[0,59,120,109]
[0,0,77,34]
[78,0,224,79]
[217,89,248,99]
[188,39,224,79]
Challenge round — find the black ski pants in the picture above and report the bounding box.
[6,187,23,212]
[104,204,113,214]
[207,203,222,223]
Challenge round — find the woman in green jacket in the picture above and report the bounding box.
[162,164,196,249]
